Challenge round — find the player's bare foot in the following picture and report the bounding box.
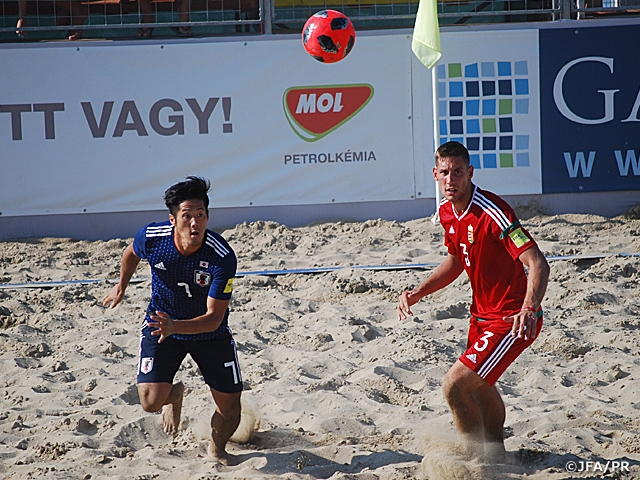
[460,435,485,461]
[161,382,184,435]
[484,441,507,464]
[207,441,239,466]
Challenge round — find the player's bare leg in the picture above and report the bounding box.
[161,382,185,435]
[474,381,507,463]
[137,381,184,435]
[442,361,491,460]
[207,389,241,465]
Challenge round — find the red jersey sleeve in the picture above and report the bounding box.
[497,210,536,261]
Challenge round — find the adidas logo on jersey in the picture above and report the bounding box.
[449,225,455,234]
[466,353,477,363]
[154,262,167,270]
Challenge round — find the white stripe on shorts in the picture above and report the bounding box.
[477,333,517,379]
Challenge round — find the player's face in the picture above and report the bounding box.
[169,200,209,253]
[433,156,474,211]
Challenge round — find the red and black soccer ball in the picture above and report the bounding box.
[302,10,356,63]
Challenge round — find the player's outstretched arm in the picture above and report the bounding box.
[397,254,464,320]
[103,243,141,309]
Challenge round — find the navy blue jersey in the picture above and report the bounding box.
[133,221,237,341]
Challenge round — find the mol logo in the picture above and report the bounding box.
[283,84,373,142]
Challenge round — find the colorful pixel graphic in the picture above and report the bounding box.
[438,61,531,169]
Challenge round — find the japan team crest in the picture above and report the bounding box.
[194,269,212,287]
[140,357,154,374]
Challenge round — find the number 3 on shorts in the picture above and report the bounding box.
[474,331,494,352]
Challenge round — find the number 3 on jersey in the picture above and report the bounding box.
[460,243,470,267]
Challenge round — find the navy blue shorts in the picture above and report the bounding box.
[137,328,243,393]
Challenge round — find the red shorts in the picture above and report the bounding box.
[459,315,543,386]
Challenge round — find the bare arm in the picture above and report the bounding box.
[147,296,230,343]
[102,243,141,308]
[505,245,550,340]
[397,253,465,320]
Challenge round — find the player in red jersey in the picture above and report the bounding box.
[397,141,549,462]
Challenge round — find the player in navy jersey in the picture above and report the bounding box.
[103,176,243,465]
[397,142,550,462]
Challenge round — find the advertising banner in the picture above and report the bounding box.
[437,29,542,195]
[0,34,427,217]
[3,23,635,221]
[539,24,640,193]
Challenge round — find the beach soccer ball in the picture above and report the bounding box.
[302,10,356,63]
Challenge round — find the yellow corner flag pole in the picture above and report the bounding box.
[411,0,442,223]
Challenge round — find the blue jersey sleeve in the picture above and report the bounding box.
[208,246,237,301]
[132,225,149,259]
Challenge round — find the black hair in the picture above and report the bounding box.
[435,141,470,166]
[163,176,211,216]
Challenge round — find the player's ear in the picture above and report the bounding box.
[468,165,474,178]
[432,167,438,181]
[169,214,176,226]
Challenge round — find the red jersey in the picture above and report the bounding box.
[439,185,536,321]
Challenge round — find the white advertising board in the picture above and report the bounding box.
[0,34,430,217]
[0,28,542,218]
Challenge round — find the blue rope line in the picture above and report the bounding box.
[0,253,638,289]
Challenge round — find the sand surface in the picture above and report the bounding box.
[1,207,640,479]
